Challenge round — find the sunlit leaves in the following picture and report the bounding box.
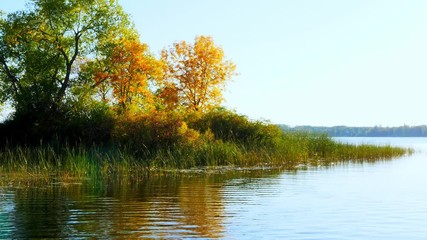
[92,38,164,113]
[0,0,135,115]
[161,36,236,112]
[1,1,237,125]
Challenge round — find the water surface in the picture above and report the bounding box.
[1,138,426,239]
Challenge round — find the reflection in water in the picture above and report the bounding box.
[178,178,224,238]
[0,170,282,239]
[12,184,74,239]
[0,190,15,239]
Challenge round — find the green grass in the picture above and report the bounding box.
[0,132,412,183]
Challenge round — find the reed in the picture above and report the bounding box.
[0,131,411,183]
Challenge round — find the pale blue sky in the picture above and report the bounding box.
[2,1,427,126]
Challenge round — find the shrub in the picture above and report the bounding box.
[188,108,283,146]
[112,110,201,152]
[64,103,115,145]
[0,102,114,147]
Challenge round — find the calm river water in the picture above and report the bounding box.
[1,138,427,239]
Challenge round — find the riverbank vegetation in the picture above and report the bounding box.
[0,0,411,181]
[0,108,411,181]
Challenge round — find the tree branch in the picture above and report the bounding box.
[55,32,80,104]
[0,55,21,95]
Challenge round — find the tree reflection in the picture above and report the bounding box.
[11,182,74,239]
[5,170,282,238]
[177,177,225,238]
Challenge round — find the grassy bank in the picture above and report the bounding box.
[0,132,412,183]
[0,109,412,182]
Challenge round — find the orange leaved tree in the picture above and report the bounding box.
[161,36,236,112]
[93,38,164,113]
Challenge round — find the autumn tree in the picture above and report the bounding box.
[90,38,164,114]
[0,0,134,119]
[161,36,236,112]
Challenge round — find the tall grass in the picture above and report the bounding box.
[0,132,411,183]
[0,109,412,182]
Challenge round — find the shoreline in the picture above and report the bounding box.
[0,139,412,185]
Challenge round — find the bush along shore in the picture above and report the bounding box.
[0,109,412,181]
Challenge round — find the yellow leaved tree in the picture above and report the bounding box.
[161,36,236,112]
[92,38,164,114]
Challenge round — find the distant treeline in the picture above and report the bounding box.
[279,125,427,137]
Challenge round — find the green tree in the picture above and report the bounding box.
[0,0,135,119]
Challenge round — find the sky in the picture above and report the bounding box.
[2,0,427,127]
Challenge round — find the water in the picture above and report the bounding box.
[1,138,427,239]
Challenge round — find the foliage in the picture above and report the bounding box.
[188,108,283,146]
[0,0,134,111]
[161,36,236,112]
[0,101,114,146]
[0,2,240,148]
[0,0,135,143]
[89,38,164,113]
[112,110,200,152]
[63,102,115,145]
